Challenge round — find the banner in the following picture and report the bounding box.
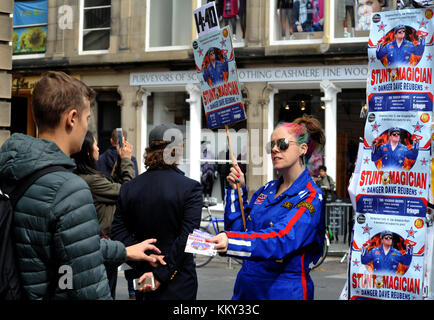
[349,8,434,300]
[13,0,48,54]
[192,25,246,129]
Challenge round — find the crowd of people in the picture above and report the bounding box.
[1,71,331,301]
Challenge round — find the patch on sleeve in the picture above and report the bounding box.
[281,201,293,210]
[254,193,267,205]
[295,201,315,215]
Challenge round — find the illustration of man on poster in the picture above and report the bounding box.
[361,230,413,274]
[202,47,229,87]
[376,24,426,67]
[371,127,420,170]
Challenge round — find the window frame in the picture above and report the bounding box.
[269,0,324,46]
[79,0,111,55]
[145,0,192,52]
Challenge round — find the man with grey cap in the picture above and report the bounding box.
[371,127,419,169]
[111,123,203,300]
[376,24,426,67]
[361,231,413,274]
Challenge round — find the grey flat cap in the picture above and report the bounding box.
[149,123,182,144]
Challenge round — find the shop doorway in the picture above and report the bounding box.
[96,91,121,154]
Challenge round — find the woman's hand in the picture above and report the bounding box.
[117,139,133,159]
[226,164,245,189]
[207,233,229,253]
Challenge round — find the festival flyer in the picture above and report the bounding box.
[192,26,247,129]
[349,8,434,300]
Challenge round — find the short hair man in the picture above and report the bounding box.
[96,128,139,177]
[0,71,161,300]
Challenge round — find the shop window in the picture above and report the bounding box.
[200,107,247,204]
[271,0,324,43]
[199,0,247,45]
[146,0,192,50]
[147,92,191,174]
[80,0,111,52]
[336,89,366,199]
[273,89,325,177]
[333,0,396,40]
[13,0,48,55]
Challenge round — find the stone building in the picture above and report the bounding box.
[5,0,401,209]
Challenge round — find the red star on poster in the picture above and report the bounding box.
[418,19,427,29]
[406,227,416,238]
[377,22,387,32]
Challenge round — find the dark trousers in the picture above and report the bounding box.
[105,264,118,299]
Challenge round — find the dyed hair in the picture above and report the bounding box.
[276,115,325,163]
[71,130,101,176]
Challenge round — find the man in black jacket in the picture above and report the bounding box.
[111,123,203,300]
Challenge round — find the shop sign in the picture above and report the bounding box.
[130,65,369,86]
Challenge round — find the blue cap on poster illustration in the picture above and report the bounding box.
[381,230,393,238]
[388,127,400,134]
[394,25,406,33]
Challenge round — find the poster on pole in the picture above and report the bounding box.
[349,8,434,300]
[192,5,246,130]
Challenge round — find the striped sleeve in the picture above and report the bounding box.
[225,182,323,260]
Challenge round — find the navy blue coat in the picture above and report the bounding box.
[111,166,203,300]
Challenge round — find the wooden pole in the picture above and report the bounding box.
[225,125,246,231]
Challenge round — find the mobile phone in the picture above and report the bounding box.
[133,277,155,290]
[116,128,123,147]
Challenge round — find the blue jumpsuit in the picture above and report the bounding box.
[204,60,226,86]
[361,246,413,273]
[224,168,325,300]
[371,141,419,169]
[376,38,425,67]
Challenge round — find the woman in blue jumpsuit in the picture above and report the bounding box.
[209,116,326,300]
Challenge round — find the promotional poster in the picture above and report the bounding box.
[349,8,434,300]
[192,25,246,129]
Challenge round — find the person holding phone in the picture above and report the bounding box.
[208,116,326,300]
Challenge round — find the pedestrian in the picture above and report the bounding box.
[0,71,162,300]
[95,127,139,299]
[314,165,336,202]
[111,123,203,300]
[96,128,139,178]
[71,130,136,299]
[208,116,326,300]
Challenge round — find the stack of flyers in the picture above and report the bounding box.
[184,229,217,256]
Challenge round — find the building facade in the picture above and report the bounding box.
[6,0,401,210]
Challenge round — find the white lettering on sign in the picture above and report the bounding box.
[130,65,369,86]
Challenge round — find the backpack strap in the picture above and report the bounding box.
[8,166,69,208]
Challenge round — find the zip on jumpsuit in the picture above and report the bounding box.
[224,168,325,300]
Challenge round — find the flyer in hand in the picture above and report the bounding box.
[185,229,217,256]
[349,8,434,300]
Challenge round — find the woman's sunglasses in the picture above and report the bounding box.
[265,138,297,154]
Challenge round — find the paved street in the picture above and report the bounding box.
[115,254,349,300]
